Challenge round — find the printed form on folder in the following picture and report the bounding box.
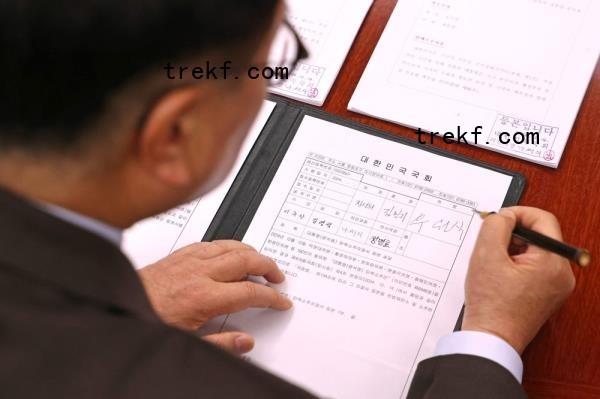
[269,0,372,106]
[218,116,515,399]
[349,0,600,167]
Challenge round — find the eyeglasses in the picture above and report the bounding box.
[265,19,309,87]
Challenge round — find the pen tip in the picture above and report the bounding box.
[473,209,493,218]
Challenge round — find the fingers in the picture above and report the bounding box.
[208,281,293,316]
[203,332,255,355]
[174,240,255,261]
[472,208,517,262]
[205,250,286,284]
[505,206,563,241]
[505,206,564,258]
[174,241,286,284]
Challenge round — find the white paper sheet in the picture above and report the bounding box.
[220,115,514,398]
[121,100,276,269]
[349,0,600,167]
[269,0,372,106]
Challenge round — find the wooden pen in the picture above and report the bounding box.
[475,210,591,268]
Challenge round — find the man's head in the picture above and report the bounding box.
[0,0,284,226]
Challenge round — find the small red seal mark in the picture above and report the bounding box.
[543,150,555,161]
[307,87,319,98]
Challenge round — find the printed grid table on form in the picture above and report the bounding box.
[258,153,475,316]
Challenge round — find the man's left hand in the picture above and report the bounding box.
[138,240,292,353]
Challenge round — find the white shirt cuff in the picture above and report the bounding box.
[433,331,523,383]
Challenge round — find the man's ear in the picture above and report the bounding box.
[135,86,202,187]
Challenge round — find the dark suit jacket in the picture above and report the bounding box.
[0,187,526,398]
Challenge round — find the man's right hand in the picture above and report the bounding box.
[462,206,576,354]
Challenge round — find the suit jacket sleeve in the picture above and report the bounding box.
[0,270,316,399]
[406,354,527,399]
[92,317,318,399]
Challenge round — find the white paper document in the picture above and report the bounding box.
[121,100,276,269]
[349,0,600,167]
[269,0,372,106]
[220,116,515,398]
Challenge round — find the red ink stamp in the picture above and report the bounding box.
[543,150,555,161]
[307,87,319,99]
